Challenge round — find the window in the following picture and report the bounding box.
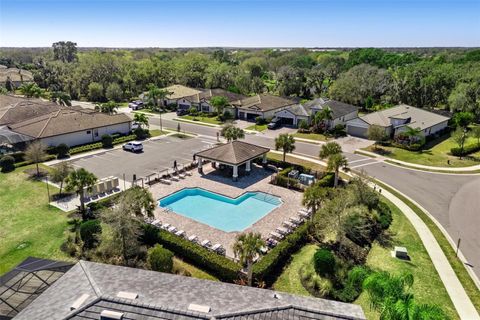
[94,129,99,137]
[86,130,91,134]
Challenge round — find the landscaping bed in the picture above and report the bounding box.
[180,115,223,125]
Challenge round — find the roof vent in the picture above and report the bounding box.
[100,310,124,320]
[70,293,89,310]
[273,293,282,299]
[116,291,138,300]
[188,303,211,313]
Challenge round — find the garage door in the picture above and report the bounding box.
[280,117,294,126]
[246,113,259,121]
[347,125,368,138]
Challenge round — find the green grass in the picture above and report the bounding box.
[373,180,480,315]
[384,159,480,174]
[273,244,318,296]
[245,124,268,132]
[270,196,458,319]
[267,152,326,172]
[179,115,223,125]
[0,166,72,275]
[293,132,329,142]
[355,196,458,320]
[363,134,480,168]
[173,257,219,281]
[149,129,167,137]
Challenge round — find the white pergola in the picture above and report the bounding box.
[194,141,269,181]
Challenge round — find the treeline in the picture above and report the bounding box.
[1,44,479,118]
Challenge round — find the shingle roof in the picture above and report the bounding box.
[9,108,131,138]
[14,261,365,320]
[164,85,203,100]
[232,94,296,112]
[0,67,34,83]
[0,95,62,125]
[283,104,310,117]
[184,89,246,104]
[302,98,358,119]
[195,141,270,165]
[359,104,450,130]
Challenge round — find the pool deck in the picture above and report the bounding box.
[149,164,304,258]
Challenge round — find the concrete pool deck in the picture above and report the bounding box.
[149,164,304,258]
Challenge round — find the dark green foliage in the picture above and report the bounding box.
[343,212,378,247]
[134,127,148,140]
[56,143,70,159]
[0,155,15,172]
[252,223,309,285]
[14,155,56,168]
[101,134,113,148]
[155,228,241,282]
[69,134,137,154]
[333,266,372,302]
[313,248,335,275]
[376,201,393,229]
[140,223,161,246]
[316,173,335,187]
[451,143,480,156]
[148,244,174,273]
[80,219,102,249]
[255,116,268,125]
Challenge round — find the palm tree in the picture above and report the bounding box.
[122,186,156,218]
[313,106,333,132]
[302,184,328,214]
[221,124,245,142]
[210,96,229,116]
[51,91,72,106]
[95,101,118,114]
[232,232,265,286]
[65,168,97,215]
[275,133,296,162]
[25,141,46,176]
[133,113,149,129]
[19,83,44,98]
[50,161,73,195]
[403,126,422,144]
[146,84,171,111]
[319,142,347,188]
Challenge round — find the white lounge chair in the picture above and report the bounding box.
[269,231,284,240]
[283,221,296,229]
[188,235,198,243]
[175,230,186,237]
[290,216,303,225]
[298,210,310,219]
[167,226,177,233]
[151,219,161,227]
[211,243,225,254]
[161,223,171,230]
[276,227,290,235]
[201,239,211,248]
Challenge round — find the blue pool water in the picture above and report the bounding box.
[158,188,282,232]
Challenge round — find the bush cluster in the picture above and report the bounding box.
[313,248,336,275]
[0,155,15,172]
[252,223,309,285]
[148,244,174,273]
[80,219,102,249]
[451,143,480,156]
[154,228,241,282]
[14,155,56,168]
[101,134,114,148]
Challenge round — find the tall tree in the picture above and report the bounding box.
[95,101,118,114]
[302,184,329,214]
[51,91,72,106]
[313,107,334,132]
[275,133,296,162]
[452,127,469,158]
[50,161,73,195]
[232,232,265,286]
[319,142,347,187]
[133,113,149,129]
[367,125,387,149]
[25,141,46,176]
[52,41,78,63]
[210,96,229,116]
[146,84,170,111]
[65,168,97,215]
[221,124,245,142]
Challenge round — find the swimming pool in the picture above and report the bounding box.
[158,188,282,232]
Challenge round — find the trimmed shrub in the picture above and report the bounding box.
[316,173,335,187]
[14,155,56,168]
[155,228,241,282]
[376,201,393,229]
[79,220,102,249]
[101,134,113,148]
[56,143,70,159]
[313,248,335,275]
[0,155,15,172]
[252,222,309,285]
[298,119,309,130]
[148,244,174,273]
[140,224,161,246]
[451,143,480,156]
[69,134,137,155]
[134,128,148,140]
[274,174,299,189]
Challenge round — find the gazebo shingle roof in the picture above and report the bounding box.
[195,141,269,165]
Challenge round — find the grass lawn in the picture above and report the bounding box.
[293,132,329,142]
[270,196,458,320]
[179,115,223,126]
[267,152,326,172]
[363,134,480,168]
[0,166,72,275]
[149,129,167,137]
[173,258,219,282]
[245,124,268,132]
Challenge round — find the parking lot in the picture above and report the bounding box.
[70,135,217,182]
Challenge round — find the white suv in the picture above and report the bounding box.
[122,141,143,153]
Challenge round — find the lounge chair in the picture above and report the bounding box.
[184,167,192,176]
[160,177,171,185]
[276,227,290,235]
[161,223,171,230]
[178,170,186,179]
[188,235,198,243]
[298,210,310,219]
[266,238,278,248]
[151,219,162,228]
[283,221,296,229]
[167,226,177,233]
[170,174,179,182]
[211,243,225,255]
[175,230,186,237]
[290,216,303,225]
[269,231,284,240]
[260,246,268,254]
[201,239,211,248]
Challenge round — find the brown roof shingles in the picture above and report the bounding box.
[232,94,296,112]
[195,141,269,165]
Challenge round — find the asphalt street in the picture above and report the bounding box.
[141,113,480,278]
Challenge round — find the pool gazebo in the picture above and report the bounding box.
[195,141,269,181]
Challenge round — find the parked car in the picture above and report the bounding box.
[123,141,143,152]
[131,122,140,130]
[267,117,281,130]
[176,109,189,116]
[129,100,144,110]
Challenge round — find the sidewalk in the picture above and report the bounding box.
[280,152,480,319]
[357,149,480,172]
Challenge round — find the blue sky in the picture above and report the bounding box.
[0,0,479,47]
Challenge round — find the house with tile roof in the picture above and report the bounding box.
[14,260,366,320]
[231,94,296,121]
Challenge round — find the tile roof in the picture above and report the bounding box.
[359,104,450,130]
[232,94,296,112]
[195,141,270,165]
[15,261,365,320]
[9,108,131,138]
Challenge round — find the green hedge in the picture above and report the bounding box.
[14,155,56,168]
[69,134,137,155]
[451,143,480,156]
[252,222,309,285]
[155,228,241,282]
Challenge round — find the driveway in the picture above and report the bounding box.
[70,135,216,182]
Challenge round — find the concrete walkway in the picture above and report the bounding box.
[358,149,480,172]
[280,152,480,319]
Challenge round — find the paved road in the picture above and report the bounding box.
[143,113,480,278]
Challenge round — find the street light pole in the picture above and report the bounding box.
[159,112,163,132]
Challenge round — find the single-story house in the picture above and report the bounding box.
[0,95,132,147]
[0,65,34,87]
[346,104,450,139]
[14,260,366,320]
[232,94,296,121]
[274,98,358,128]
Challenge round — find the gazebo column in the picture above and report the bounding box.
[197,157,203,174]
[245,160,251,175]
[262,154,268,167]
[232,165,238,182]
